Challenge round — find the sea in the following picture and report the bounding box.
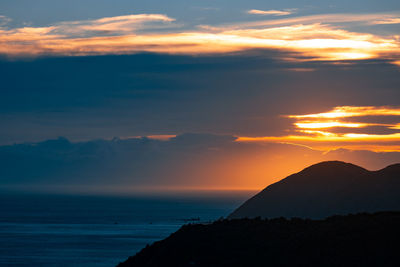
[0,191,253,266]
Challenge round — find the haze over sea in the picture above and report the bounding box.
[0,191,253,266]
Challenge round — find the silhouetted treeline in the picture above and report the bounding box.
[118,212,400,267]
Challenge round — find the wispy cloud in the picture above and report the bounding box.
[234,13,400,28]
[52,14,176,36]
[288,106,400,119]
[370,18,400,25]
[121,134,177,141]
[0,15,11,26]
[0,13,399,63]
[247,9,292,16]
[237,106,400,152]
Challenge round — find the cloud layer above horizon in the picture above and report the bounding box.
[1,134,400,194]
[1,53,400,147]
[1,0,400,192]
[238,106,400,152]
[1,10,400,63]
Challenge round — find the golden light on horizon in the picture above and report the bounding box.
[146,135,177,141]
[294,121,366,129]
[299,130,337,136]
[237,132,400,143]
[288,106,400,119]
[392,60,400,67]
[390,124,400,130]
[237,106,400,152]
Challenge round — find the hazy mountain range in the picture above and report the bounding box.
[1,135,400,193]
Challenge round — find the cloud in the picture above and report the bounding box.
[237,106,400,152]
[123,134,177,141]
[0,13,176,44]
[288,106,400,118]
[0,13,399,63]
[52,14,176,37]
[233,13,400,28]
[1,53,400,147]
[1,134,399,194]
[0,15,11,26]
[247,9,292,16]
[370,18,400,25]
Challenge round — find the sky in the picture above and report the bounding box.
[1,0,400,194]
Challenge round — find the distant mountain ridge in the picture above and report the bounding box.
[229,161,400,219]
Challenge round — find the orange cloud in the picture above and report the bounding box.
[392,60,400,67]
[390,124,400,130]
[146,135,177,141]
[370,18,400,25]
[0,13,400,63]
[237,106,400,152]
[288,106,400,119]
[236,135,400,152]
[294,122,368,129]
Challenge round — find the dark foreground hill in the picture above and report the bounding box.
[118,212,400,267]
[229,161,400,219]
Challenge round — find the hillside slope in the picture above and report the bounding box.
[118,212,400,267]
[229,161,400,219]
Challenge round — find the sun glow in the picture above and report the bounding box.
[288,106,400,119]
[238,106,400,152]
[295,122,366,129]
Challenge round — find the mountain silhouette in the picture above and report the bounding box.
[229,161,400,219]
[118,161,400,267]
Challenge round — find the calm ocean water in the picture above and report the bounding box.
[0,191,253,266]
